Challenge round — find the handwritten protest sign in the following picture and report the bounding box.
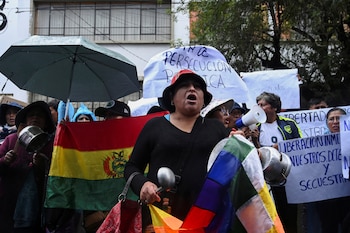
[279,106,350,138]
[340,114,350,179]
[279,135,350,203]
[143,45,249,103]
[241,69,300,109]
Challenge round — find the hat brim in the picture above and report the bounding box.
[95,107,129,118]
[230,107,246,115]
[162,73,212,112]
[200,99,234,117]
[95,107,108,117]
[15,101,55,134]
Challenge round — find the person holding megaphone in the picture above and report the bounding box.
[228,103,267,143]
[200,99,248,138]
[253,91,302,233]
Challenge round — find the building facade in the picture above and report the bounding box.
[0,0,190,111]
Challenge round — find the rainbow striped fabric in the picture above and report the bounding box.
[149,135,284,233]
[45,113,164,211]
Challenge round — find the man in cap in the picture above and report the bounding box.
[95,100,131,120]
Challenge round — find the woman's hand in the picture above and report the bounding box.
[4,150,17,165]
[33,152,49,168]
[140,181,161,204]
[250,128,260,139]
[229,128,246,137]
[272,144,279,150]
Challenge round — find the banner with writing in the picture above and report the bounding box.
[279,106,350,138]
[340,114,350,179]
[241,69,299,109]
[279,134,350,204]
[143,45,249,103]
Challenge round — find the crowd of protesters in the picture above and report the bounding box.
[0,69,349,233]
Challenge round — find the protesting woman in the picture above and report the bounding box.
[124,69,228,230]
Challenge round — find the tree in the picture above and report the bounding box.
[179,0,350,107]
[284,0,350,105]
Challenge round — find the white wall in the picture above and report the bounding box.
[104,44,171,79]
[0,0,31,103]
[173,0,190,45]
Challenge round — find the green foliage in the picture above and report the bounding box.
[178,0,350,106]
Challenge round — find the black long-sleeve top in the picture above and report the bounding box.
[124,115,228,220]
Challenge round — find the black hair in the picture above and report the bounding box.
[326,107,346,119]
[308,97,328,108]
[47,99,59,111]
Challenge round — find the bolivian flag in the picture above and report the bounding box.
[149,135,284,233]
[45,112,165,211]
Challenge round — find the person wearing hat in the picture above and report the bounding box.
[0,101,55,233]
[124,69,229,230]
[201,99,248,139]
[73,103,97,122]
[0,102,23,142]
[200,99,234,129]
[228,102,246,128]
[95,100,131,120]
[226,102,254,139]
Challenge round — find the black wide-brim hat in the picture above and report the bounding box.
[95,100,131,118]
[161,69,212,112]
[0,102,23,125]
[15,101,56,134]
[230,102,246,115]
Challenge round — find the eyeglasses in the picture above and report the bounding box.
[218,107,229,116]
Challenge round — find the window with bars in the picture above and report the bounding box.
[34,1,172,43]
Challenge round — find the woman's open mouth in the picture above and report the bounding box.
[186,94,197,104]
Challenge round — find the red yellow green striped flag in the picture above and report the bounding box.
[44,112,165,211]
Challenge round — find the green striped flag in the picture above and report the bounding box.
[148,136,284,232]
[183,135,284,232]
[45,113,164,211]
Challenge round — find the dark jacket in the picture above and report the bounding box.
[124,116,228,221]
[0,133,53,232]
[258,115,302,140]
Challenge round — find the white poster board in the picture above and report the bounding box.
[128,97,159,116]
[241,69,300,109]
[279,106,350,137]
[340,115,350,179]
[279,134,350,204]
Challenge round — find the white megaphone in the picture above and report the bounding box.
[235,105,267,128]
